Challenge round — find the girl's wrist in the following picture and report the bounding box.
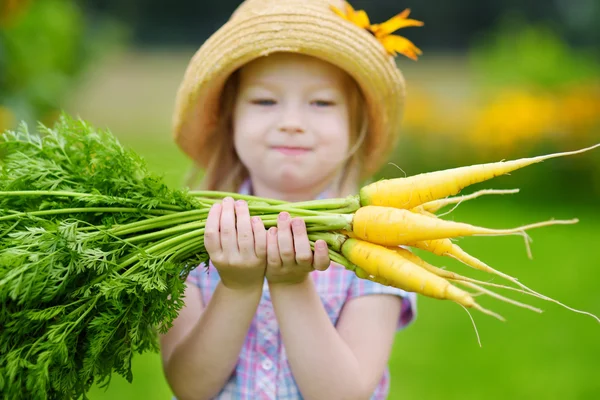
[268,274,310,290]
[219,276,265,294]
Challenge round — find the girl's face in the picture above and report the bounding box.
[232,53,353,200]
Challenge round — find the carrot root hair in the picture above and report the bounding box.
[417,188,521,215]
[469,217,579,238]
[455,281,543,313]
[472,303,505,322]
[460,304,482,347]
[444,244,600,324]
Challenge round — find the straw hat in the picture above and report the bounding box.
[172,0,421,178]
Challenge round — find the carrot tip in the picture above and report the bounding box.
[473,303,505,322]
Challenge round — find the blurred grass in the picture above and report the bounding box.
[67,51,599,400]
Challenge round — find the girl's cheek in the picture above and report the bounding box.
[234,117,270,142]
[314,113,350,140]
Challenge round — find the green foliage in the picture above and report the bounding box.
[0,114,206,399]
[468,13,600,89]
[0,0,127,126]
[0,116,198,210]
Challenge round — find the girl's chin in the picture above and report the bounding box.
[272,171,310,186]
[268,169,322,190]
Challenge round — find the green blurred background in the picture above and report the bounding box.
[1,0,599,399]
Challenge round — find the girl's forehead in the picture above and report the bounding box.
[239,53,351,86]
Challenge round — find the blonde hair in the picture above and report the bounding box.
[184,60,369,198]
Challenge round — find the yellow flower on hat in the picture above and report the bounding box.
[331,2,424,60]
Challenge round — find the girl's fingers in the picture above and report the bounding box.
[291,218,313,267]
[235,200,255,258]
[276,212,295,265]
[267,227,282,267]
[204,203,223,256]
[219,197,239,255]
[252,216,267,258]
[312,240,330,271]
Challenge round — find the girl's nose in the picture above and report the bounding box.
[278,102,305,134]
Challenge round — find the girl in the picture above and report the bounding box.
[160,0,422,399]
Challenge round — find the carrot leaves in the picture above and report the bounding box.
[0,115,205,399]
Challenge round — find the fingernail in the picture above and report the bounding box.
[279,212,289,221]
[224,197,233,203]
[292,218,303,228]
[269,227,277,235]
[317,241,327,250]
[252,216,261,224]
[236,200,245,207]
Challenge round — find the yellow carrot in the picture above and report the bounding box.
[354,266,389,285]
[340,238,502,319]
[351,205,577,245]
[411,188,520,214]
[359,143,599,209]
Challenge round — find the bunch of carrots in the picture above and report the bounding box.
[275,143,600,325]
[0,115,598,398]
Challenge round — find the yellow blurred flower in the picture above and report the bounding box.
[558,83,600,137]
[402,90,433,129]
[469,89,559,154]
[330,2,424,60]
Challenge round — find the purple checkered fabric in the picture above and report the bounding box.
[179,180,417,399]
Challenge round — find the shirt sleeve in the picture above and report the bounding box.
[347,274,417,330]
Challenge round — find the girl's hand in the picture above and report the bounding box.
[204,197,267,291]
[266,212,330,286]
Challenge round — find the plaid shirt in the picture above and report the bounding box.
[181,181,417,399]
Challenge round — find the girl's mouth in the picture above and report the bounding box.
[272,146,311,156]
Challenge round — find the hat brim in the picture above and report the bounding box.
[172,1,406,178]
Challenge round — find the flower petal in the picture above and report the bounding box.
[398,8,411,19]
[351,9,371,29]
[345,3,356,18]
[373,10,424,38]
[329,2,425,60]
[330,5,349,21]
[379,34,423,60]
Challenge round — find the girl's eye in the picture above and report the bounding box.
[312,100,335,107]
[251,99,276,106]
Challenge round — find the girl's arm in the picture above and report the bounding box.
[160,198,268,400]
[160,281,263,400]
[270,279,402,400]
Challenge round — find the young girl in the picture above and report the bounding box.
[160,0,422,398]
